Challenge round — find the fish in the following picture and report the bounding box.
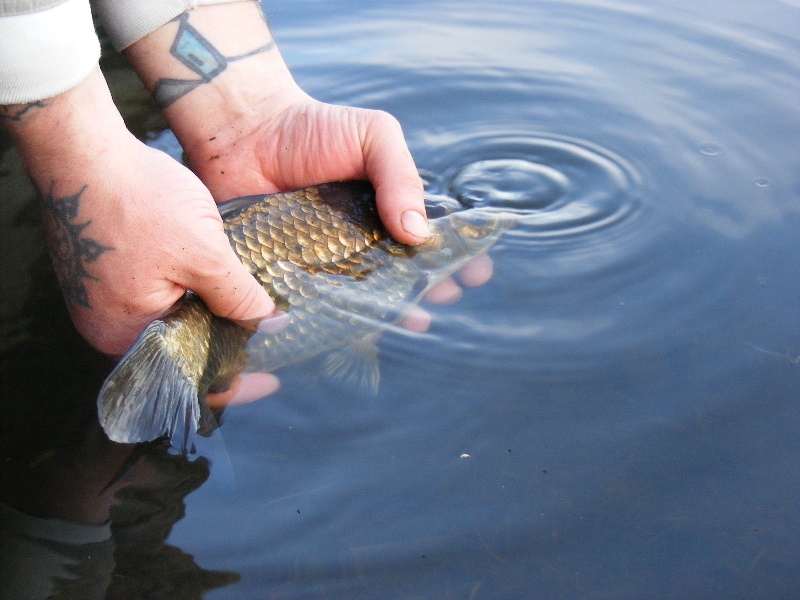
[98,181,514,450]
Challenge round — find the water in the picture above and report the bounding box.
[2,0,800,597]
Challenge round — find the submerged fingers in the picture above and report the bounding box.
[206,372,281,409]
[457,253,494,288]
[399,306,432,332]
[423,277,463,305]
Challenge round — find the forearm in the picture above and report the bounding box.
[1,69,152,350]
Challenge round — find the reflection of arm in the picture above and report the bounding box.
[0,503,114,600]
[0,443,225,599]
[0,452,236,598]
[0,419,224,598]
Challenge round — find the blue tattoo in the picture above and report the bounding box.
[153,13,275,109]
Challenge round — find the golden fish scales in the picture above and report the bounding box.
[228,185,384,275]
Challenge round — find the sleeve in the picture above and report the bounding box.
[93,0,250,52]
[0,0,100,104]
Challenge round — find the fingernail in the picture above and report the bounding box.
[401,210,431,240]
[256,310,290,334]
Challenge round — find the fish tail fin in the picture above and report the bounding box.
[97,320,208,452]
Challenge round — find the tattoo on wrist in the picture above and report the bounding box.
[39,182,113,310]
[153,12,275,109]
[0,101,47,123]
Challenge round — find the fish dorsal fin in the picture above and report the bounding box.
[97,320,212,452]
[319,335,381,393]
[218,195,261,220]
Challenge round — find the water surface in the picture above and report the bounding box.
[2,0,799,598]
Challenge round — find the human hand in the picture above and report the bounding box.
[180,89,495,318]
[2,69,275,356]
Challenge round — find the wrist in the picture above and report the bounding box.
[124,2,303,157]
[3,68,137,183]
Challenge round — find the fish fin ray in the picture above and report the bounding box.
[97,321,206,452]
[319,335,381,393]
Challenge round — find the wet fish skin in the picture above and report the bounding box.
[98,181,514,449]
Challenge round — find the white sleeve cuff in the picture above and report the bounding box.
[94,0,250,51]
[0,0,100,104]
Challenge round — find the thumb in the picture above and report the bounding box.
[360,110,429,245]
[187,241,276,324]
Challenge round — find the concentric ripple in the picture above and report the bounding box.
[420,133,641,241]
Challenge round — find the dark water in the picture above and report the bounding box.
[2,0,800,598]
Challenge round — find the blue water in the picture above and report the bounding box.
[2,0,800,598]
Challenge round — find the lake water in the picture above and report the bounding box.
[2,0,800,598]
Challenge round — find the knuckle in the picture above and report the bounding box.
[368,109,402,132]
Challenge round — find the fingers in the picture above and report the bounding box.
[421,255,494,305]
[360,110,430,245]
[399,254,495,333]
[457,254,494,288]
[423,277,463,304]
[206,372,281,409]
[184,231,276,323]
[399,306,432,332]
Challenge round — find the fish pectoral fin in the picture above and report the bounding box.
[97,320,206,452]
[319,335,381,393]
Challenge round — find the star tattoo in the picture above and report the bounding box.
[40,183,113,309]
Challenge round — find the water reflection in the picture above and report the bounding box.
[2,0,800,597]
[0,434,230,599]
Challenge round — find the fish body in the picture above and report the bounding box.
[98,181,514,449]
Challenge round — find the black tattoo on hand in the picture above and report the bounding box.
[0,101,47,122]
[40,183,113,310]
[153,12,275,109]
